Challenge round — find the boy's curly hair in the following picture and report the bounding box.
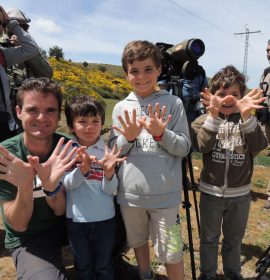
[210,65,246,96]
[121,40,162,73]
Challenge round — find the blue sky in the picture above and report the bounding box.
[2,0,270,88]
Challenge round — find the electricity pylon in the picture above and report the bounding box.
[234,25,261,80]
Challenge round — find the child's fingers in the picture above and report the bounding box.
[164,114,172,126]
[89,156,97,162]
[137,117,146,127]
[247,88,261,97]
[112,125,124,135]
[160,105,167,120]
[131,109,137,124]
[148,104,154,118]
[116,157,127,164]
[255,97,266,104]
[154,103,161,118]
[124,110,131,124]
[117,115,127,129]
[253,90,264,99]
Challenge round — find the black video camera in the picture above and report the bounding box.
[156,38,207,121]
[256,67,270,124]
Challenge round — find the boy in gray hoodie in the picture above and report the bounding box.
[109,40,191,280]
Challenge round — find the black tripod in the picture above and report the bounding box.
[255,245,270,280]
[182,153,201,280]
[161,77,201,280]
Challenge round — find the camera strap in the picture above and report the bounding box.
[0,50,6,68]
[0,73,7,112]
[0,51,8,112]
[260,66,270,95]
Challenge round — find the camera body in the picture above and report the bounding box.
[156,38,207,122]
[256,66,270,124]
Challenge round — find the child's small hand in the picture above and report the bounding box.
[76,147,97,176]
[113,109,143,142]
[201,88,222,118]
[97,145,126,180]
[200,88,211,107]
[138,103,171,137]
[236,88,265,121]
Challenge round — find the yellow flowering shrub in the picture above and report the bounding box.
[48,57,131,100]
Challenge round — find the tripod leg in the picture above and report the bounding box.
[256,245,270,265]
[182,158,196,280]
[187,153,200,236]
[255,245,270,280]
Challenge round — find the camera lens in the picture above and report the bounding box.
[187,39,205,59]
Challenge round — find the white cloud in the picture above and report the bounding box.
[34,18,62,33]
[2,0,270,88]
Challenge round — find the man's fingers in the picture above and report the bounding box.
[0,146,14,161]
[51,137,65,156]
[0,164,7,174]
[65,157,78,171]
[59,140,74,158]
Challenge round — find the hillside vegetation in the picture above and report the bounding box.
[49,58,132,101]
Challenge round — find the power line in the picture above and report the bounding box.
[166,0,229,35]
[234,25,261,79]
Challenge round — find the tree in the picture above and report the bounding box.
[98,65,107,73]
[83,61,88,68]
[49,46,64,60]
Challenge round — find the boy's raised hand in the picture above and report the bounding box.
[201,88,223,118]
[28,138,78,191]
[97,145,126,180]
[76,147,97,176]
[138,103,172,137]
[113,108,143,142]
[0,146,36,190]
[236,88,266,121]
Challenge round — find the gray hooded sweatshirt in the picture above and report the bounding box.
[109,90,191,208]
[0,20,38,130]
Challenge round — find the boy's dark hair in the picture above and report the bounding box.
[121,40,162,73]
[210,65,246,96]
[17,77,62,112]
[65,95,105,128]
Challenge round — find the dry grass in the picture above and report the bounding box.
[0,155,270,280]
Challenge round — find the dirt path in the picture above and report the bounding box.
[0,162,270,279]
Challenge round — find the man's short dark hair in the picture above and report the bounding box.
[17,77,63,112]
[65,95,105,128]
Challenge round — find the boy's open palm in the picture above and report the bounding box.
[0,146,36,190]
[201,89,223,118]
[97,145,126,180]
[113,109,143,142]
[76,147,97,176]
[236,89,265,121]
[139,103,171,136]
[28,138,78,190]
